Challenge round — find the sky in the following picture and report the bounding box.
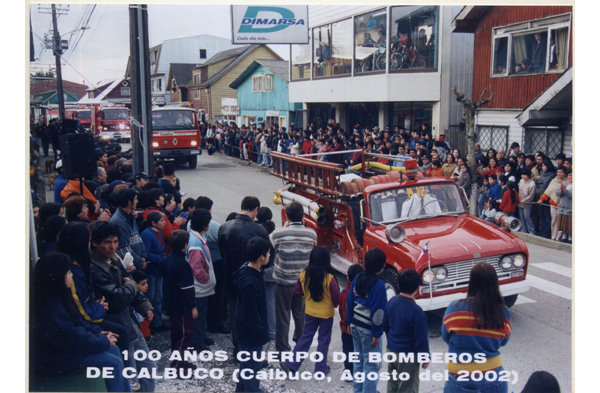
[29,3,292,87]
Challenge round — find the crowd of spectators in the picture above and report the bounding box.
[198,120,573,243]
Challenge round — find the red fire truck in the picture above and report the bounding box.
[151,103,202,169]
[270,151,530,310]
[74,107,94,132]
[95,105,131,142]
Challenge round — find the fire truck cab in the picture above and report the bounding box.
[271,151,530,311]
[151,103,202,169]
[96,105,131,142]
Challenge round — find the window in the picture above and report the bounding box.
[194,89,200,99]
[150,51,158,65]
[354,8,387,74]
[252,74,273,92]
[88,91,94,99]
[266,116,278,127]
[492,13,570,76]
[121,87,131,96]
[199,49,207,59]
[313,25,333,77]
[522,127,563,157]
[476,125,508,152]
[291,30,311,81]
[193,74,200,85]
[331,19,352,76]
[157,78,162,92]
[390,6,438,71]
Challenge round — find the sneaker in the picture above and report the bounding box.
[130,380,141,391]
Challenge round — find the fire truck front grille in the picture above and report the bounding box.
[421,256,514,295]
[105,125,117,130]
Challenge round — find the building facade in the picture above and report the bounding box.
[452,6,572,157]
[230,60,302,128]
[288,5,473,136]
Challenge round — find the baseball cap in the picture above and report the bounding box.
[108,180,132,193]
[134,171,150,180]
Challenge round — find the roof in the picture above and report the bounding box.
[170,63,200,87]
[78,79,124,105]
[30,79,88,99]
[451,6,490,33]
[197,44,283,88]
[229,60,289,89]
[516,66,572,127]
[199,45,253,68]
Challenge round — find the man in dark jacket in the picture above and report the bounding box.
[218,196,273,355]
[109,188,147,271]
[89,221,156,392]
[233,237,271,393]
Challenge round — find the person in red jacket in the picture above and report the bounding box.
[339,264,364,374]
[499,181,520,218]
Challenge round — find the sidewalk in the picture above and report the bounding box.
[511,231,571,253]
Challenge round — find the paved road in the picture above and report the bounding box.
[168,151,572,393]
[48,147,571,392]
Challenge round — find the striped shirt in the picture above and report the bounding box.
[270,223,317,285]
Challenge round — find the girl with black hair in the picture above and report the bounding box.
[282,246,340,375]
[500,181,520,217]
[31,253,131,392]
[38,215,67,256]
[520,370,561,393]
[56,222,130,355]
[442,262,512,393]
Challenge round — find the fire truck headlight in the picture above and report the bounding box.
[103,127,108,130]
[119,124,124,130]
[500,256,513,270]
[435,267,448,282]
[152,142,159,148]
[422,269,434,284]
[191,141,197,146]
[513,254,525,268]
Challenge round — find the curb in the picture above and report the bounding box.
[512,231,572,252]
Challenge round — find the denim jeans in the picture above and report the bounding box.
[126,327,156,392]
[519,207,536,235]
[146,272,163,328]
[193,297,210,348]
[477,193,487,217]
[81,345,131,392]
[265,281,276,340]
[350,324,382,393]
[443,366,508,393]
[236,344,263,393]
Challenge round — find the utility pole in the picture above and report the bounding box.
[39,4,69,122]
[129,4,153,175]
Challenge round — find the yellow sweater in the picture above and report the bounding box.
[300,270,335,319]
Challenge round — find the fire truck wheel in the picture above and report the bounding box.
[503,295,518,308]
[188,155,198,169]
[380,267,399,300]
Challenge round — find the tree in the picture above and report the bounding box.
[451,86,494,215]
[31,70,55,78]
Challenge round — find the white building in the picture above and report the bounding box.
[288,5,473,136]
[147,34,236,106]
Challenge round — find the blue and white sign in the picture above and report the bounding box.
[231,5,309,44]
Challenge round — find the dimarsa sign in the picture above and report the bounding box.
[231,5,309,44]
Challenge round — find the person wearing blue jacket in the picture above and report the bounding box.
[488,174,502,201]
[32,253,131,392]
[140,212,167,333]
[345,248,388,393]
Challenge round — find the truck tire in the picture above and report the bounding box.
[503,295,518,308]
[188,155,198,169]
[380,268,399,300]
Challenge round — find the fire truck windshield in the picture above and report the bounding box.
[102,108,129,120]
[78,111,91,119]
[369,182,467,224]
[152,110,195,129]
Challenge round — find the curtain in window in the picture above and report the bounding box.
[555,28,568,69]
[512,35,527,65]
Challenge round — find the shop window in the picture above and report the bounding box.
[389,6,438,71]
[354,8,387,74]
[492,13,570,77]
[291,30,311,81]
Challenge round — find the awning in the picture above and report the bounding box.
[516,67,572,127]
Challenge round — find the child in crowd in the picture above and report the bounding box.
[140,211,166,334]
[497,175,509,202]
[233,237,272,393]
[478,176,491,217]
[281,246,340,375]
[488,174,502,202]
[480,199,499,224]
[346,248,388,393]
[178,198,196,220]
[339,264,364,375]
[188,209,216,351]
[383,269,430,393]
[500,181,520,218]
[130,270,151,340]
[162,230,198,371]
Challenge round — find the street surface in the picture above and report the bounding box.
[163,151,573,393]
